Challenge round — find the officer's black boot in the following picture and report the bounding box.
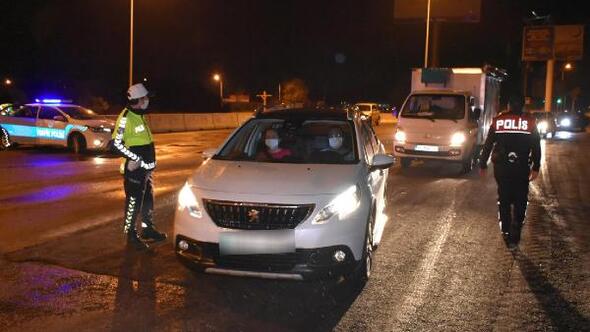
[127,231,150,251]
[141,225,167,243]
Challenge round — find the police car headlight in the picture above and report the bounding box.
[450,132,466,147]
[394,129,407,143]
[537,121,548,133]
[178,182,202,218]
[560,118,571,127]
[312,185,360,224]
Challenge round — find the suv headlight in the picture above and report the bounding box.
[560,118,571,127]
[312,185,360,224]
[178,182,202,218]
[394,129,407,143]
[450,132,466,147]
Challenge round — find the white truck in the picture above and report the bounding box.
[393,67,505,173]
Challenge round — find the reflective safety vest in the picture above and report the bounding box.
[112,108,156,173]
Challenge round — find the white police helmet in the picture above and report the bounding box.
[127,83,149,100]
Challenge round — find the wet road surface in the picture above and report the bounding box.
[1,125,589,331]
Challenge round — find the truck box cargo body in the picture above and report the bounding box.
[394,67,504,173]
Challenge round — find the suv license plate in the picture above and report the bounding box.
[415,145,439,152]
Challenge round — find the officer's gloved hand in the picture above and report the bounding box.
[127,158,142,171]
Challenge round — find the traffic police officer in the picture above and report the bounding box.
[113,83,166,250]
[479,93,541,247]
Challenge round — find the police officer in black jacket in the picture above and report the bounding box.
[479,93,541,247]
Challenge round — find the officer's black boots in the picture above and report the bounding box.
[141,225,167,243]
[127,231,150,251]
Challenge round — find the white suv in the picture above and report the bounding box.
[0,101,115,153]
[174,107,394,281]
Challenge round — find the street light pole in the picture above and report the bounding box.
[423,0,432,68]
[129,0,134,87]
[213,74,223,108]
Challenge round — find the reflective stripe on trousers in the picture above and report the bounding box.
[123,170,154,233]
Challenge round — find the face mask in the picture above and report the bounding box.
[265,138,279,150]
[140,99,149,110]
[329,137,343,149]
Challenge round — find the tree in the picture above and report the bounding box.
[281,79,309,104]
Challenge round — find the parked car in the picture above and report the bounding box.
[355,103,381,126]
[174,106,394,282]
[0,100,115,153]
[555,110,588,132]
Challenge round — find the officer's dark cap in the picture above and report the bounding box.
[508,93,524,114]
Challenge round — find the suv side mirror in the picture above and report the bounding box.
[369,154,395,172]
[53,115,67,122]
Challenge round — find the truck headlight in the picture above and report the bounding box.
[178,182,202,218]
[394,129,407,143]
[450,132,466,147]
[537,121,548,133]
[312,185,360,224]
[560,118,571,127]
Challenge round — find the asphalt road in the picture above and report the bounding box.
[0,125,589,331]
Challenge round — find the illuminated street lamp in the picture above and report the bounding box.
[4,79,12,86]
[561,62,573,81]
[213,74,223,107]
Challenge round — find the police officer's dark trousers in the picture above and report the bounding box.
[123,166,154,234]
[494,166,529,242]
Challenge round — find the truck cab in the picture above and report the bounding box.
[393,67,504,174]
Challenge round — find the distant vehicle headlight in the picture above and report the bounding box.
[537,120,548,133]
[312,185,360,224]
[450,132,466,147]
[560,118,571,127]
[178,182,202,218]
[394,129,407,143]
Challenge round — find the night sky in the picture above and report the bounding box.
[1,0,589,112]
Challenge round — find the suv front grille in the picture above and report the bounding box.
[204,199,314,230]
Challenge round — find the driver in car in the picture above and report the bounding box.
[256,127,293,161]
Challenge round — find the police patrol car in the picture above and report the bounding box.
[0,99,115,153]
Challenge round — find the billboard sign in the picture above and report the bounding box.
[522,25,584,61]
[522,26,554,61]
[394,0,481,22]
[554,25,584,60]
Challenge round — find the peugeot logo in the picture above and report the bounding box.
[247,209,260,223]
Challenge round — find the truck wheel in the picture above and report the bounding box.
[68,134,86,154]
[400,157,412,169]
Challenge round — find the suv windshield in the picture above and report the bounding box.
[215,119,358,164]
[59,106,97,120]
[401,94,465,120]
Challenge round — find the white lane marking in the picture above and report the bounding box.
[390,201,456,328]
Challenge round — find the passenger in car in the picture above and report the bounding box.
[311,127,353,162]
[256,127,293,161]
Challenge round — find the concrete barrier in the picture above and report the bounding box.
[105,110,395,133]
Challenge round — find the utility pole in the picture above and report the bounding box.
[129,0,134,87]
[257,90,272,107]
[423,0,432,68]
[544,59,554,113]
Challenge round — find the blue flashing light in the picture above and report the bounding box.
[42,99,62,104]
